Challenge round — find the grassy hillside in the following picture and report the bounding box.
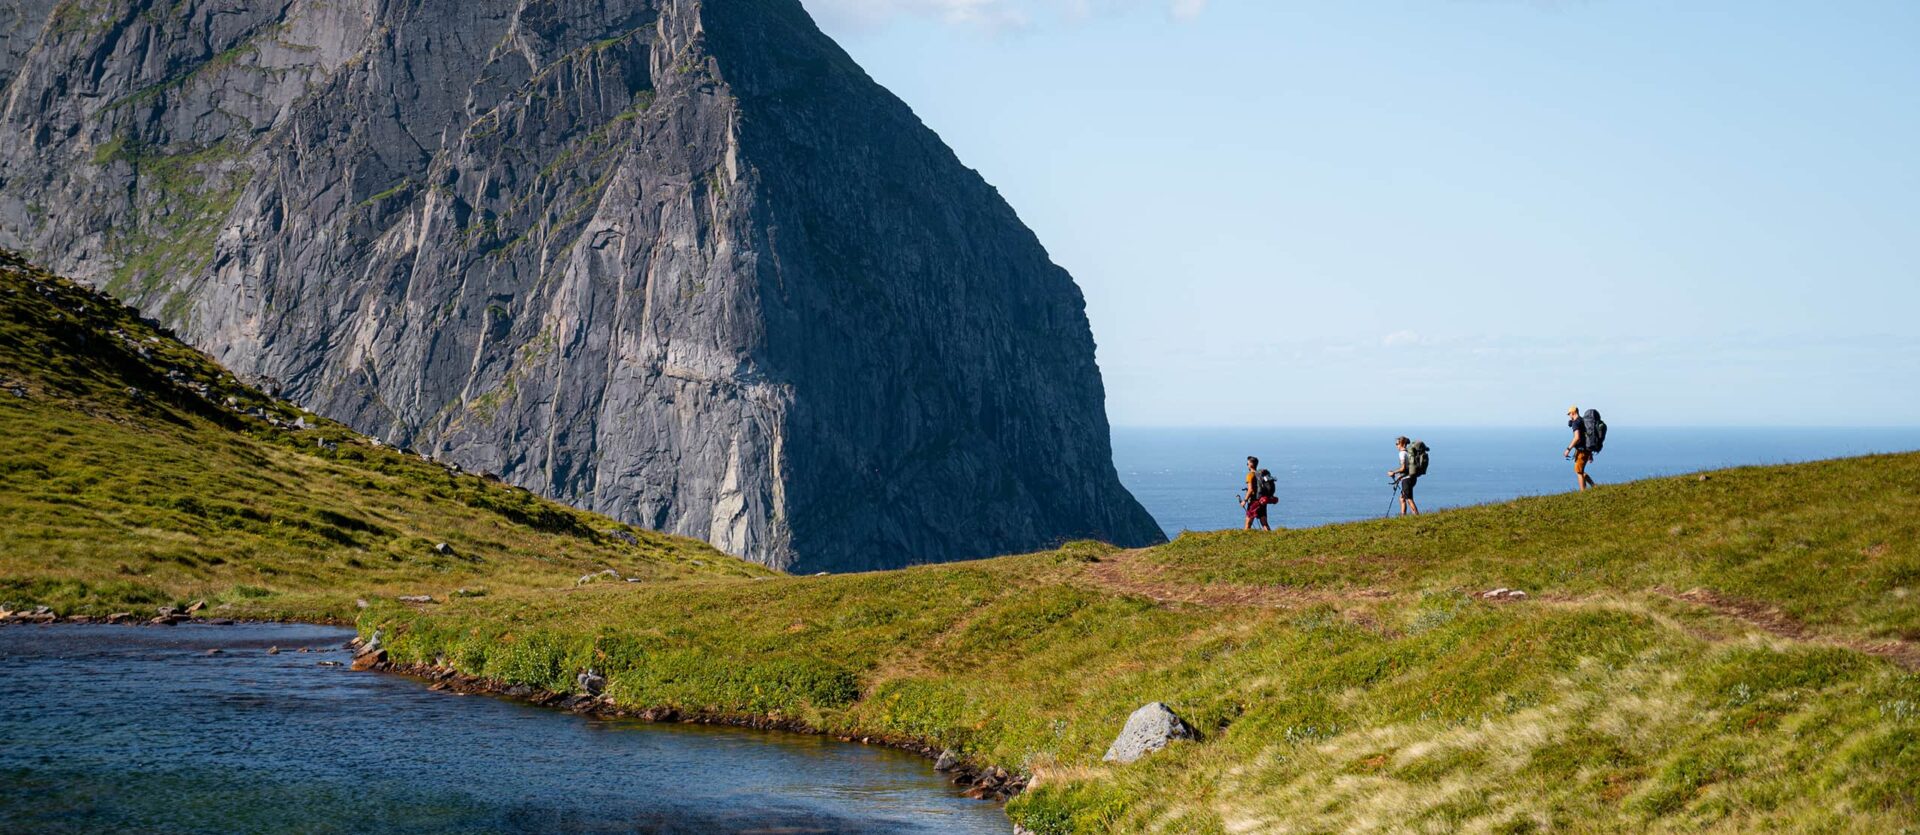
[5,250,1916,831]
[0,250,767,621]
[364,452,1920,832]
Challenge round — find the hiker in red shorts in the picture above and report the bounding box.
[1240,456,1277,531]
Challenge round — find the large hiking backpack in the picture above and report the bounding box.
[1582,410,1607,454]
[1257,472,1278,500]
[1409,441,1431,477]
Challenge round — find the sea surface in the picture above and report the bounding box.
[0,624,1007,835]
[1113,426,1917,535]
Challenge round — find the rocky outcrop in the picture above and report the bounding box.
[1102,702,1194,764]
[0,0,1166,571]
[349,629,386,670]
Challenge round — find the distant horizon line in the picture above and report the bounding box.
[1110,424,1920,431]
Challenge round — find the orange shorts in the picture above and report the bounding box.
[1574,450,1592,475]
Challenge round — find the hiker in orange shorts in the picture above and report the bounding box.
[1565,406,1597,491]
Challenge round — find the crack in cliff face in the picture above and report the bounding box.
[0,0,1168,571]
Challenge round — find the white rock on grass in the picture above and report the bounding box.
[1103,702,1195,764]
[576,569,621,585]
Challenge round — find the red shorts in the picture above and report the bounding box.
[1246,496,1271,521]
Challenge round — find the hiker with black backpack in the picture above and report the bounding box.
[1388,437,1428,516]
[1240,456,1278,531]
[1565,406,1607,491]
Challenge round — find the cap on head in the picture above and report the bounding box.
[1568,405,1580,416]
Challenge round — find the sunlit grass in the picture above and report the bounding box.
[0,251,766,621]
[6,249,1916,831]
[368,466,1919,832]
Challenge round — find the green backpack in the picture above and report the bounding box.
[1409,441,1431,477]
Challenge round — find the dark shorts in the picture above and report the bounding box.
[1399,477,1417,499]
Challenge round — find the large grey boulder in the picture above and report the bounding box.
[1103,702,1196,764]
[0,0,1166,573]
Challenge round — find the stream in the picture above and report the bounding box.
[0,624,1010,834]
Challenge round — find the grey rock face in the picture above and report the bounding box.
[1102,702,1195,764]
[0,0,1166,571]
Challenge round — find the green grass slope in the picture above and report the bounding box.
[0,250,768,621]
[365,453,1920,832]
[6,251,1916,831]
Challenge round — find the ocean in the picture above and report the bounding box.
[1112,426,1918,536]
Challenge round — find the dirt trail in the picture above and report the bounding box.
[1655,587,1920,670]
[1081,549,1920,669]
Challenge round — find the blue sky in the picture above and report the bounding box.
[802,1,1920,427]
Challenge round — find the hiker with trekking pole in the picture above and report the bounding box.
[1240,456,1278,531]
[1565,406,1607,491]
[1388,437,1427,517]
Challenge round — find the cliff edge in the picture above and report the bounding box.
[0,0,1167,570]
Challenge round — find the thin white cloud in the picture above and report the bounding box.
[1382,330,1422,349]
[804,0,1206,31]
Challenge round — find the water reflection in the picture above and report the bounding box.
[0,624,1008,834]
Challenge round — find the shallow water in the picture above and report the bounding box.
[1115,426,1918,535]
[0,624,1008,834]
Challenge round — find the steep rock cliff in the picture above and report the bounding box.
[0,0,1166,571]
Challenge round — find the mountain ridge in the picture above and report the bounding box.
[0,0,1166,571]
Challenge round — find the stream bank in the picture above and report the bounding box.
[0,623,1011,834]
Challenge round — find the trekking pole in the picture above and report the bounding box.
[1386,480,1399,519]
